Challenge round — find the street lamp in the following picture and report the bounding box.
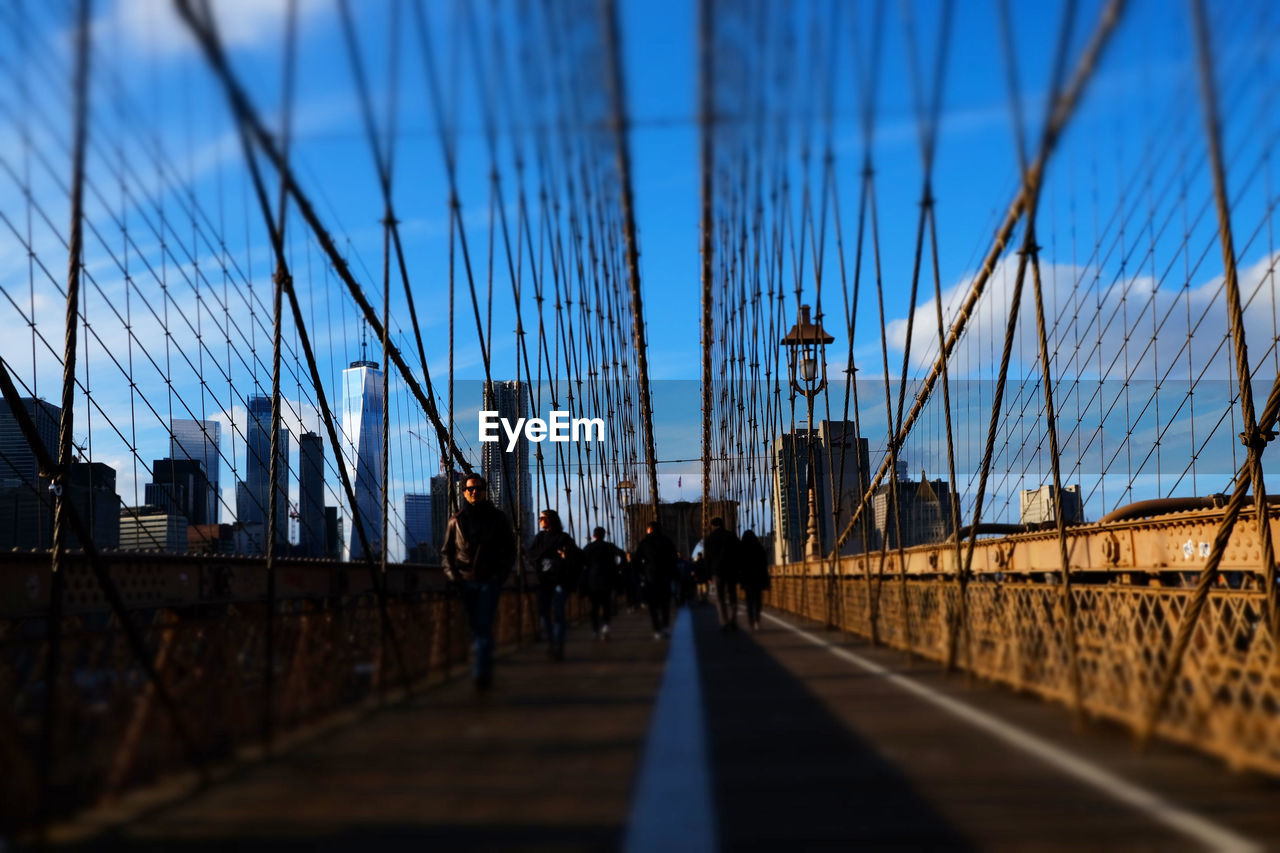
[781,304,833,559]
[616,479,636,508]
[616,479,636,549]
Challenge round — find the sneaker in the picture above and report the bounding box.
[654,631,663,640]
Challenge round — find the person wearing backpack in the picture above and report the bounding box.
[581,526,625,640]
[528,508,581,660]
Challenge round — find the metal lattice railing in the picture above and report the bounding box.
[766,558,1280,776]
[0,554,566,832]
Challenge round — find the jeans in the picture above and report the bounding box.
[461,579,502,684]
[538,583,568,653]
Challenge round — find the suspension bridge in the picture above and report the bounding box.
[2,0,1280,847]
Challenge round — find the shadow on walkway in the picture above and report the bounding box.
[692,605,973,850]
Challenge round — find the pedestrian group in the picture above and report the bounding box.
[442,476,769,692]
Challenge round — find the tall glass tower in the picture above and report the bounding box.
[238,395,289,549]
[481,380,534,542]
[297,431,325,557]
[342,357,385,560]
[170,419,221,523]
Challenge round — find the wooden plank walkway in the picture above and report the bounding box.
[48,602,1280,851]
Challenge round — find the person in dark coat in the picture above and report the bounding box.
[633,520,677,638]
[441,474,516,690]
[705,516,741,631]
[581,526,625,640]
[528,508,581,660]
[738,529,770,631]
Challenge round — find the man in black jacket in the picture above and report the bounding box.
[442,474,516,689]
[528,509,581,660]
[581,526,625,640]
[633,521,677,639]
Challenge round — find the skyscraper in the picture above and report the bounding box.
[237,395,289,550]
[481,380,534,540]
[342,357,384,560]
[170,419,221,523]
[69,462,120,550]
[404,493,431,562]
[297,431,325,557]
[430,468,463,548]
[771,420,871,564]
[145,458,211,525]
[0,397,59,550]
[0,397,58,485]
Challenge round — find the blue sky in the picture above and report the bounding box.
[1,0,1278,549]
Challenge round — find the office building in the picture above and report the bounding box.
[145,458,212,525]
[0,399,119,551]
[771,420,871,564]
[68,462,121,550]
[873,470,956,550]
[119,506,188,552]
[237,395,289,551]
[324,506,343,560]
[404,492,432,562]
[170,419,221,523]
[0,397,58,550]
[430,468,463,548]
[297,431,325,557]
[481,380,534,541]
[342,357,384,560]
[1020,484,1084,525]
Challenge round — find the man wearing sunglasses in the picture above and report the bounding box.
[442,474,516,690]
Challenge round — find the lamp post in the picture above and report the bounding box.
[781,304,833,560]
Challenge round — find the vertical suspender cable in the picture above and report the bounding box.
[40,0,92,830]
[699,0,714,557]
[600,0,660,521]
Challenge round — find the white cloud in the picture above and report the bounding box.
[885,250,1280,386]
[100,0,323,59]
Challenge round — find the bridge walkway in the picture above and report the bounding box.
[49,603,1279,851]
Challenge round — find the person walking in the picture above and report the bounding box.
[705,516,741,631]
[528,509,581,660]
[634,520,677,639]
[581,526,625,640]
[441,474,516,691]
[738,529,770,630]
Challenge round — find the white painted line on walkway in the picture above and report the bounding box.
[763,611,1262,853]
[624,610,717,853]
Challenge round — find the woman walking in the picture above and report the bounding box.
[738,529,770,631]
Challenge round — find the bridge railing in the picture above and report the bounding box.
[0,552,559,834]
[767,510,1280,777]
